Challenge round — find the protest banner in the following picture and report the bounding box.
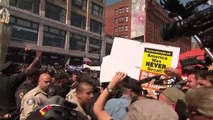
[100,37,180,94]
[138,44,180,94]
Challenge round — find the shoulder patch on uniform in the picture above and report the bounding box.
[27,98,35,105]
[19,92,24,99]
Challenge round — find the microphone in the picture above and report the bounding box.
[138,75,162,84]
[154,77,175,85]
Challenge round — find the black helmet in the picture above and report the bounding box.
[40,104,71,120]
[26,104,88,120]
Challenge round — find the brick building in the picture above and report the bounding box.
[104,0,131,38]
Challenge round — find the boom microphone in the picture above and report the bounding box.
[138,75,162,84]
[154,77,174,85]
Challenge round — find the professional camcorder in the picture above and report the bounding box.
[160,0,213,49]
[180,56,208,74]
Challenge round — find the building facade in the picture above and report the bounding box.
[0,0,112,65]
[104,0,191,53]
[104,0,131,39]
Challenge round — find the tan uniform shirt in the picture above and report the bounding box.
[66,89,91,120]
[20,86,48,120]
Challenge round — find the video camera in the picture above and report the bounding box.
[160,0,213,66]
[180,56,208,74]
[160,0,213,43]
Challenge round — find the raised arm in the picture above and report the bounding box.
[93,72,127,120]
[164,67,183,82]
[24,50,42,74]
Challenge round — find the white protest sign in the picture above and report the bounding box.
[100,56,141,83]
[100,37,180,86]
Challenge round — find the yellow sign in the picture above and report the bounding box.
[141,48,173,74]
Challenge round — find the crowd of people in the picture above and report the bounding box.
[0,51,213,120]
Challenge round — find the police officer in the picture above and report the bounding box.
[20,73,52,120]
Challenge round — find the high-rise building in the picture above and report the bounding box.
[104,0,191,53]
[0,0,112,65]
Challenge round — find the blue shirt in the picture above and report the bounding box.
[105,96,131,120]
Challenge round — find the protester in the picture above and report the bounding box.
[164,67,199,90]
[48,72,69,98]
[124,98,179,120]
[196,70,213,88]
[20,73,52,120]
[104,85,131,120]
[0,51,42,119]
[66,80,94,120]
[104,77,142,120]
[158,87,185,108]
[15,68,40,110]
[93,72,127,120]
[68,70,80,89]
[185,87,213,120]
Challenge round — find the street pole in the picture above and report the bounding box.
[99,26,102,65]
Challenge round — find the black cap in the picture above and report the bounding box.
[0,61,12,72]
[122,77,142,94]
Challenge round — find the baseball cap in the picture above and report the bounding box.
[124,98,178,120]
[162,87,185,103]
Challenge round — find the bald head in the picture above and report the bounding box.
[38,73,52,92]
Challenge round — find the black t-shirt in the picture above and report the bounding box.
[0,73,26,115]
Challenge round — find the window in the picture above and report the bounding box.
[114,18,118,24]
[91,2,103,18]
[71,12,86,29]
[122,7,125,13]
[45,1,66,23]
[72,0,86,11]
[90,19,102,34]
[9,0,40,13]
[43,25,65,48]
[118,16,125,23]
[114,27,117,33]
[10,16,38,43]
[125,26,128,31]
[89,38,102,54]
[118,26,124,32]
[125,16,128,22]
[69,33,86,51]
[114,9,118,15]
[126,6,129,13]
[105,43,112,55]
[122,26,124,32]
[119,8,122,14]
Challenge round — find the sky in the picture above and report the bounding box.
[105,0,122,6]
